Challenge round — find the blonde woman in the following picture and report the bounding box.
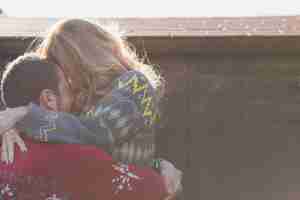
[0,19,182,197]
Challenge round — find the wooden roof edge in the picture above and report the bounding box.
[1,16,300,38]
[1,16,300,55]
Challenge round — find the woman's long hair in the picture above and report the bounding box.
[36,19,164,113]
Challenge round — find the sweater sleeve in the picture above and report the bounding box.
[16,103,112,150]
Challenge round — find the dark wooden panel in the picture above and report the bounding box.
[3,36,300,57]
[152,57,190,166]
[187,55,300,200]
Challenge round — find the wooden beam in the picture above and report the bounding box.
[1,16,300,55]
[1,16,300,37]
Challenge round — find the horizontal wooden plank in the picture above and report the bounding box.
[2,16,300,56]
[0,16,300,38]
[2,36,300,56]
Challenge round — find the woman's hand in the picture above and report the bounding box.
[160,159,183,199]
[1,128,27,164]
[0,106,29,134]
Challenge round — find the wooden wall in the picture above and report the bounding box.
[2,35,300,200]
[151,53,300,200]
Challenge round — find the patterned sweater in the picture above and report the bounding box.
[16,70,160,166]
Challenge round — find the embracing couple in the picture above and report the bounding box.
[0,19,182,199]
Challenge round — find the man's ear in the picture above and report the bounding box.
[39,89,59,111]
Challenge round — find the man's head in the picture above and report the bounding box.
[1,53,73,112]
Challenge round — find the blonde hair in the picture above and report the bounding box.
[36,18,163,112]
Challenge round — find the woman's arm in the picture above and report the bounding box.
[16,103,112,148]
[15,93,145,149]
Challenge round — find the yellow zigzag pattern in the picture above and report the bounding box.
[118,74,157,126]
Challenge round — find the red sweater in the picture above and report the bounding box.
[0,139,167,200]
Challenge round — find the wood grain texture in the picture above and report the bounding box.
[1,16,300,37]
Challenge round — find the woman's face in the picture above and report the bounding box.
[56,67,74,112]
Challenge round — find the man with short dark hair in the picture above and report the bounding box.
[0,53,167,200]
[1,54,60,107]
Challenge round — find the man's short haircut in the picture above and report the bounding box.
[1,53,59,108]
